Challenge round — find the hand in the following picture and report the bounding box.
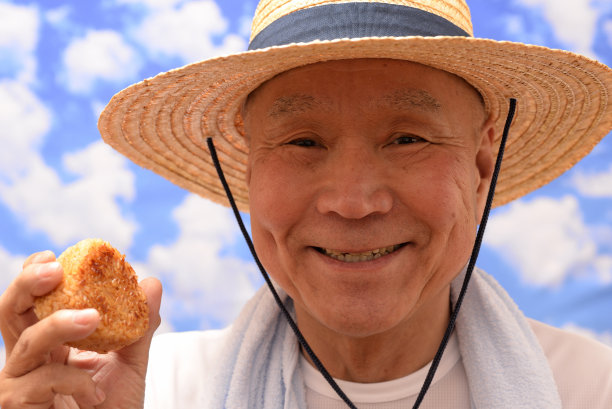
[0,250,162,409]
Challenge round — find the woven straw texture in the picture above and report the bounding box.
[99,1,612,213]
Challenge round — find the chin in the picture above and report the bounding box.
[301,294,415,339]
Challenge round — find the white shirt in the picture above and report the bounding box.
[301,329,471,408]
[145,319,612,408]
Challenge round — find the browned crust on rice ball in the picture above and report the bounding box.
[33,238,149,353]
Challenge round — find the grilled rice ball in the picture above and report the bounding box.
[33,238,149,353]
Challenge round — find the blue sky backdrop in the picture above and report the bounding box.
[1,0,612,366]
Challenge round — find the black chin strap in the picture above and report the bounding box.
[206,139,357,407]
[412,99,517,407]
[206,98,517,409]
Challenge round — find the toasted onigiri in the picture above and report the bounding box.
[34,238,149,353]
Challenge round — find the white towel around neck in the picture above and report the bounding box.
[209,267,562,408]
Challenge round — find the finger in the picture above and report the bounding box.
[22,250,56,269]
[114,278,162,370]
[3,309,100,378]
[0,363,105,409]
[15,261,64,315]
[0,261,64,350]
[66,349,100,372]
[54,394,93,409]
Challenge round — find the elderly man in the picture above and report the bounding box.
[1,0,612,408]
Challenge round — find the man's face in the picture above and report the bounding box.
[244,59,494,338]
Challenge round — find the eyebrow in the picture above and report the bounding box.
[266,88,441,118]
[267,94,323,118]
[379,89,442,113]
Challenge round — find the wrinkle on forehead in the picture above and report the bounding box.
[244,58,484,115]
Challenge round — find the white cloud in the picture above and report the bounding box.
[0,141,137,250]
[0,245,25,294]
[131,0,246,64]
[606,20,612,47]
[91,99,107,121]
[0,2,39,83]
[0,80,52,180]
[485,195,612,286]
[61,29,142,94]
[562,323,612,347]
[116,0,185,9]
[239,14,254,38]
[503,13,547,45]
[141,194,259,330]
[572,164,612,198]
[45,5,71,26]
[0,83,137,250]
[516,0,598,58]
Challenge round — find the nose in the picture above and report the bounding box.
[315,147,394,219]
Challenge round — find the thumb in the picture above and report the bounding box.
[116,277,162,372]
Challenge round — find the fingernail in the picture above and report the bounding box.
[95,386,106,402]
[38,262,61,278]
[73,309,99,325]
[31,250,54,264]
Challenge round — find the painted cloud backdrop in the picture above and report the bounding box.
[1,0,611,368]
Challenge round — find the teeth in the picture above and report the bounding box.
[321,245,402,262]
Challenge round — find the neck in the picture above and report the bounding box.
[296,286,451,383]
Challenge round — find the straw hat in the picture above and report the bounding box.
[99,0,612,212]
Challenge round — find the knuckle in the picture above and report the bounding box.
[11,333,48,370]
[21,261,42,280]
[152,314,162,330]
[17,326,35,349]
[0,381,21,409]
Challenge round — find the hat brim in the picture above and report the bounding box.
[98,36,612,212]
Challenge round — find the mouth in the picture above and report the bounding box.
[314,243,407,263]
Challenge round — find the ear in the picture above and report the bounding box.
[474,115,496,221]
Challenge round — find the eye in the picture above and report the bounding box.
[392,134,423,145]
[287,138,318,147]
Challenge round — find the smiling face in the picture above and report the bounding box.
[244,59,494,341]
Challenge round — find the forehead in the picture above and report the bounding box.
[244,59,483,119]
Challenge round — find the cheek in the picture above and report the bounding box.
[404,154,479,251]
[429,152,478,210]
[248,188,293,293]
[395,158,478,306]
[248,156,308,235]
[247,157,312,289]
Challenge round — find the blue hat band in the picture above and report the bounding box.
[248,3,471,51]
